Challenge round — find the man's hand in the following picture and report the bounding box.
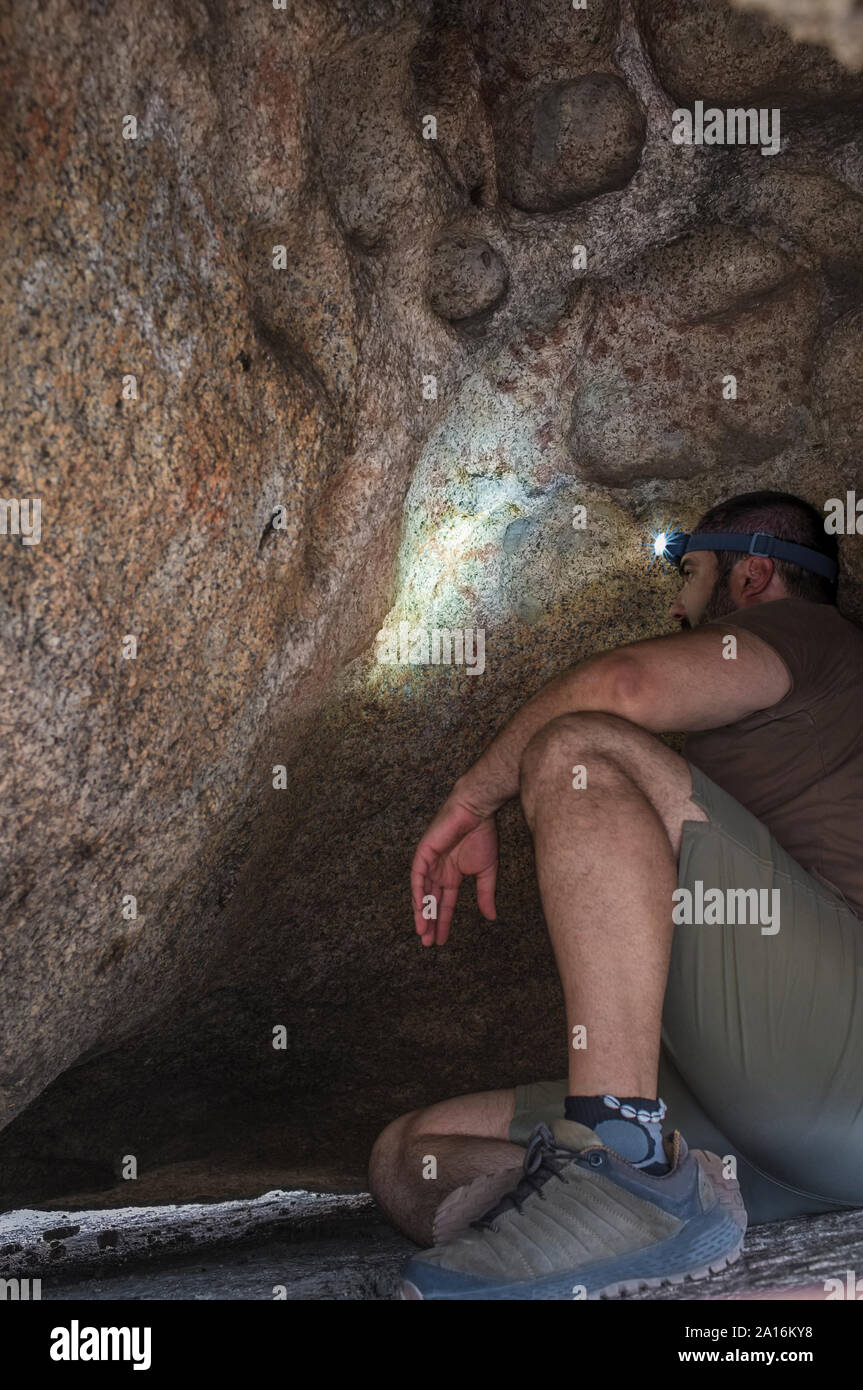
[411,790,498,946]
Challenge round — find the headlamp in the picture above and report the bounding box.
[654,529,688,567]
[653,529,838,583]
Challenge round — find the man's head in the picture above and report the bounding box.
[668,490,839,629]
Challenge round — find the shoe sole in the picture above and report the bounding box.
[400,1148,748,1301]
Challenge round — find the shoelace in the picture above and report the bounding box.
[470,1122,578,1232]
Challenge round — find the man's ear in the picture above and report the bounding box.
[741,556,774,596]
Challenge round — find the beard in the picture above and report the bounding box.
[702,576,738,623]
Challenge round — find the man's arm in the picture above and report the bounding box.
[411,623,790,944]
[456,624,792,817]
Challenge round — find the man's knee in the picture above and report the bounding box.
[519,711,639,819]
[521,711,640,778]
[368,1109,421,1195]
[369,1089,516,1195]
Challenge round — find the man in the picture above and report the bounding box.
[368,490,863,1301]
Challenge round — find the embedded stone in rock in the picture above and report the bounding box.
[426,236,509,321]
[314,22,435,253]
[497,75,645,212]
[408,25,498,209]
[475,0,617,87]
[612,224,795,322]
[717,170,863,319]
[567,227,820,484]
[640,0,863,105]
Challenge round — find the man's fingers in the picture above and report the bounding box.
[411,852,435,932]
[416,884,442,938]
[435,885,459,946]
[476,863,498,921]
[411,853,451,940]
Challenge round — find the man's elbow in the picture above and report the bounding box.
[595,653,653,726]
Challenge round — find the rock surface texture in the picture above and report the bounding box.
[2,0,863,1207]
[2,1193,861,1300]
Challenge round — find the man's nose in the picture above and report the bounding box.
[668,594,686,622]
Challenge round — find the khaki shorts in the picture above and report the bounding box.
[509,763,863,1225]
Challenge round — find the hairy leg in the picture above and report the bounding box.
[368,1089,525,1246]
[519,711,707,1097]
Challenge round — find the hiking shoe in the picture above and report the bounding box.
[400,1118,746,1300]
